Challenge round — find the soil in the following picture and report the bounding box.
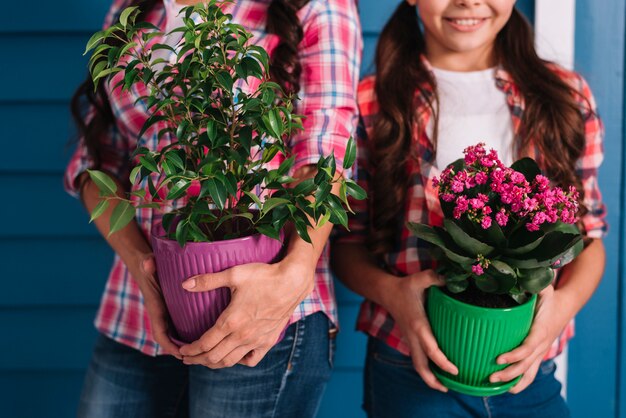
[444,283,520,309]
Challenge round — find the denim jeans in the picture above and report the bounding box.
[77,312,335,418]
[364,337,570,418]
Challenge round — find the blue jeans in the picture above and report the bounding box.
[77,312,336,418]
[364,337,570,418]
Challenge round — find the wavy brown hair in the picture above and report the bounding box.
[71,0,310,185]
[367,3,589,255]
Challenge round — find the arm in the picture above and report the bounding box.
[178,0,363,368]
[491,74,608,392]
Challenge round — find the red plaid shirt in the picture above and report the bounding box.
[340,59,607,360]
[65,0,362,356]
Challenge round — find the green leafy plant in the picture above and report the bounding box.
[408,143,583,304]
[84,1,365,247]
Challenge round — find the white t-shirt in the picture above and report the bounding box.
[427,67,515,169]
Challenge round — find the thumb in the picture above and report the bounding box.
[181,269,234,292]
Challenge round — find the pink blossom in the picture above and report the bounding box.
[472,264,484,276]
[475,171,488,185]
[495,210,509,227]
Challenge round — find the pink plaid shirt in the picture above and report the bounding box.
[340,59,607,361]
[65,0,362,356]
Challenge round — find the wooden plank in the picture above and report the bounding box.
[569,1,624,417]
[0,103,76,173]
[0,238,112,306]
[0,370,85,418]
[318,370,366,418]
[0,174,98,237]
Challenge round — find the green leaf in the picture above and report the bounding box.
[343,137,357,169]
[327,195,348,228]
[261,197,290,215]
[89,200,109,223]
[256,224,281,241]
[139,155,159,173]
[87,169,117,196]
[109,201,135,235]
[84,30,105,55]
[510,157,542,182]
[406,223,475,265]
[206,177,227,210]
[517,267,554,293]
[345,180,366,200]
[443,219,494,256]
[119,6,139,28]
[166,179,191,200]
[446,280,469,293]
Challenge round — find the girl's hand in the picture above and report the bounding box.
[489,285,567,393]
[178,258,313,368]
[384,270,458,392]
[129,254,182,359]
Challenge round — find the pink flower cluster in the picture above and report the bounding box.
[434,143,580,232]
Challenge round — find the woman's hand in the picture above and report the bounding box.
[128,253,182,359]
[489,285,567,393]
[383,270,458,392]
[178,257,314,368]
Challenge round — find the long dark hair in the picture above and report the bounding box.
[71,0,310,182]
[367,3,589,255]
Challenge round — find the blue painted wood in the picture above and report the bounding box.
[570,1,625,417]
[0,371,85,418]
[0,104,76,173]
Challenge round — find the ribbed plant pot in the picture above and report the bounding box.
[427,285,537,396]
[152,231,285,345]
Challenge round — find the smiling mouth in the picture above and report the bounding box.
[444,18,488,27]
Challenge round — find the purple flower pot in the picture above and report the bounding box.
[151,231,285,345]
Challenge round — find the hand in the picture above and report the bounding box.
[384,270,458,392]
[489,286,566,393]
[129,254,182,359]
[178,258,313,368]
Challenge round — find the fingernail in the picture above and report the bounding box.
[182,278,196,290]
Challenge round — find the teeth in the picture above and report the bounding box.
[453,19,481,26]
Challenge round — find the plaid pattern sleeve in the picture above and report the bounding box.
[573,74,608,239]
[289,0,362,174]
[333,78,377,244]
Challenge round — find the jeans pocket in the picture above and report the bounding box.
[370,340,414,369]
[328,326,337,368]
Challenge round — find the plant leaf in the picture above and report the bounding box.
[87,169,117,196]
[89,200,109,222]
[109,201,135,235]
[443,219,494,256]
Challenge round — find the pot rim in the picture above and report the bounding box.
[428,285,537,314]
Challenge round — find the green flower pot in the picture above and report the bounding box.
[427,286,537,396]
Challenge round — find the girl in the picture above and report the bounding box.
[332,0,607,416]
[66,0,361,416]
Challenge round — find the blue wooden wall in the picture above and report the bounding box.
[0,0,623,417]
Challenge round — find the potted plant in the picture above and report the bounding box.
[407,143,583,396]
[83,2,364,344]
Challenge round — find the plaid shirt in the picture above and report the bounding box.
[340,58,607,360]
[65,0,362,356]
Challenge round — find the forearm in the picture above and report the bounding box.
[79,172,151,273]
[552,238,606,322]
[331,242,400,309]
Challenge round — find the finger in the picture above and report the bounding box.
[181,269,234,292]
[409,340,448,393]
[490,349,541,383]
[509,358,542,394]
[179,319,231,357]
[418,326,458,375]
[496,330,546,365]
[239,346,272,367]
